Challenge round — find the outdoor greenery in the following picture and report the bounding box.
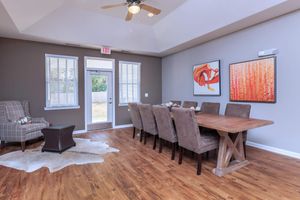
[92,76,107,92]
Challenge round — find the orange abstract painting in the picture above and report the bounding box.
[193,60,221,96]
[230,57,276,103]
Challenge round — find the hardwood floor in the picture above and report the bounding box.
[0,128,300,200]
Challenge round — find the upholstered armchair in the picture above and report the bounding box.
[0,101,49,151]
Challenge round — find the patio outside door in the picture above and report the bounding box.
[87,70,113,130]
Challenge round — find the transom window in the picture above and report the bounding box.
[119,61,141,105]
[45,54,79,110]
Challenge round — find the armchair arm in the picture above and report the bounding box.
[31,117,49,127]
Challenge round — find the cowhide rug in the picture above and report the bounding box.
[0,138,119,173]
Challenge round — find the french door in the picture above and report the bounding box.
[86,70,113,130]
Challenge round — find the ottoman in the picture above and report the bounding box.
[41,125,76,153]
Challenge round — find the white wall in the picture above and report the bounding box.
[162,10,300,154]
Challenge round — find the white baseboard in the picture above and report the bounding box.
[113,124,133,129]
[246,141,300,159]
[73,129,87,134]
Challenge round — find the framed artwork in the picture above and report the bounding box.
[193,60,221,96]
[229,56,276,103]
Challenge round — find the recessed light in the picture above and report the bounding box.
[148,13,154,17]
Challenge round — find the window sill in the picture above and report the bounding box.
[44,106,80,111]
[119,102,141,107]
[118,103,129,107]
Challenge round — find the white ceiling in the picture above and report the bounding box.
[0,0,300,57]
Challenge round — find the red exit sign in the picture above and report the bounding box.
[101,46,111,55]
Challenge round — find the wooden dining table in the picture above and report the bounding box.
[194,113,273,177]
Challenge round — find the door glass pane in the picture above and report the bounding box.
[92,74,108,123]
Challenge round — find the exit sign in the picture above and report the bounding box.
[101,47,111,55]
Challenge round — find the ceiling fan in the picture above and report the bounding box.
[101,0,161,21]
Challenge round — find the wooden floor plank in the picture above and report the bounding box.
[0,128,300,200]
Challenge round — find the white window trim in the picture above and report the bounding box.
[44,54,79,111]
[118,61,141,106]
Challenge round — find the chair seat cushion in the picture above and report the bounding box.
[21,123,47,134]
[196,135,219,154]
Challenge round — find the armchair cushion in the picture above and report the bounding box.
[21,123,48,134]
[31,117,49,127]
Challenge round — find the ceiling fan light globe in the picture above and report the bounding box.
[128,4,140,14]
[148,13,154,17]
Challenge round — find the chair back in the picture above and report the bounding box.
[172,108,201,152]
[138,104,158,135]
[153,105,177,143]
[182,101,198,108]
[0,101,25,122]
[225,103,251,118]
[128,103,143,130]
[171,100,181,106]
[201,102,220,115]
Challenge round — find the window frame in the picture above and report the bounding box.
[44,54,80,110]
[118,61,141,106]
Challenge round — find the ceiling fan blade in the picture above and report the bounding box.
[125,11,133,21]
[101,2,127,9]
[140,4,161,15]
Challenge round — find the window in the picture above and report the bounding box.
[119,61,141,105]
[45,54,79,110]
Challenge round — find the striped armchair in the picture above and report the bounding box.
[0,101,49,151]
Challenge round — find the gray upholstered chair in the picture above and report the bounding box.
[172,107,218,175]
[200,102,220,115]
[199,102,221,145]
[153,105,177,160]
[170,100,181,106]
[138,104,158,150]
[182,101,198,108]
[0,101,49,151]
[128,103,144,142]
[225,103,251,157]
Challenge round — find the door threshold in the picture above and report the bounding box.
[87,122,112,131]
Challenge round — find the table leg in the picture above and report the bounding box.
[213,131,249,177]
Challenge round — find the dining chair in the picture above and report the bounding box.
[182,101,198,108]
[170,100,181,106]
[138,104,159,150]
[199,102,221,154]
[172,107,218,175]
[153,105,177,160]
[128,103,144,142]
[225,103,251,158]
[200,102,220,115]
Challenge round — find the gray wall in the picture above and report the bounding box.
[0,38,162,129]
[162,10,300,154]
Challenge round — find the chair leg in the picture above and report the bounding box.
[132,127,136,139]
[0,141,5,149]
[243,141,247,158]
[153,135,157,150]
[178,147,183,164]
[171,143,176,160]
[140,130,144,142]
[206,151,209,160]
[144,132,147,145]
[21,142,26,152]
[197,153,202,175]
[159,138,163,153]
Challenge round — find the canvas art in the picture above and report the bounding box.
[193,60,221,96]
[230,57,276,103]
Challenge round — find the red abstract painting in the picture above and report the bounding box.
[230,57,276,103]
